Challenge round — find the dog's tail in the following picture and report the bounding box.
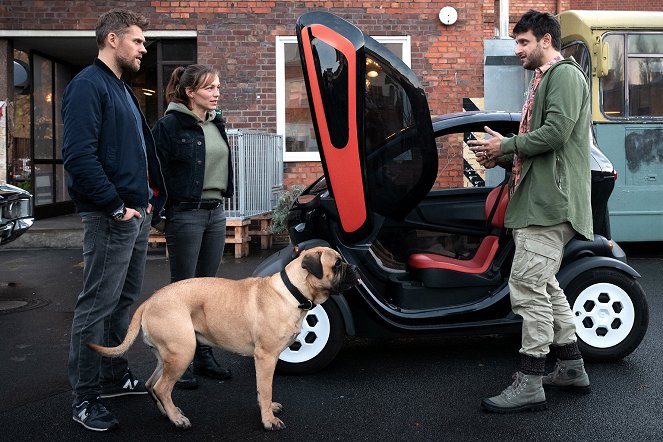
[87,302,146,358]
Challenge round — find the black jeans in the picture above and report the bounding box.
[68,210,152,405]
[165,205,226,282]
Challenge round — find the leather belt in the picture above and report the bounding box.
[171,199,223,210]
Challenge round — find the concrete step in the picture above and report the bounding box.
[3,214,83,249]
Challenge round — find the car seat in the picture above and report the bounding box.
[407,184,509,286]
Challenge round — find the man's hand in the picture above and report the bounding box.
[123,207,142,220]
[468,126,504,169]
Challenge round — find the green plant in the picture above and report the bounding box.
[11,180,33,193]
[270,185,303,234]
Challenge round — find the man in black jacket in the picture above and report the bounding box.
[62,8,166,432]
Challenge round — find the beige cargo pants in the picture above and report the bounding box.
[509,222,577,358]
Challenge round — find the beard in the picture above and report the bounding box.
[522,45,545,70]
[116,53,141,75]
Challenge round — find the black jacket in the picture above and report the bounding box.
[151,110,234,203]
[62,59,166,222]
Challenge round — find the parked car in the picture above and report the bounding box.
[589,131,616,239]
[254,12,648,374]
[0,183,34,245]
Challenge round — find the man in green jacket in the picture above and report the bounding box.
[470,10,593,413]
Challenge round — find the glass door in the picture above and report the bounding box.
[31,53,73,217]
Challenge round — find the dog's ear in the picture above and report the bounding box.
[301,251,324,279]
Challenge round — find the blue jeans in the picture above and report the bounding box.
[68,210,152,405]
[164,206,226,282]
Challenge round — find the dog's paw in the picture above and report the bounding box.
[262,417,286,431]
[271,402,283,415]
[149,391,167,417]
[172,414,191,430]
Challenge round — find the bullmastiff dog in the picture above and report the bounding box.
[89,246,358,431]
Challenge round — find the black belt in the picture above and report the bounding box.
[171,199,223,210]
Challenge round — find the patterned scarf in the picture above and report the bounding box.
[511,54,564,195]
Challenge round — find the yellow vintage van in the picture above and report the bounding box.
[560,10,663,242]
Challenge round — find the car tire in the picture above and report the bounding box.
[276,299,345,375]
[565,268,648,362]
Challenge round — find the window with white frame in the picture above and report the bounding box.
[276,36,411,162]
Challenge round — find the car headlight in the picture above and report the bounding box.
[2,198,32,220]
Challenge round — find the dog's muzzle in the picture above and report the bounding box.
[334,264,360,293]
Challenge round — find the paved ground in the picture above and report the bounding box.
[0,243,661,441]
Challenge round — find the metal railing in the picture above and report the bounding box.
[224,129,283,218]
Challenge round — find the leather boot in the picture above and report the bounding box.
[174,365,198,390]
[481,372,547,413]
[481,354,547,413]
[543,359,591,394]
[193,345,232,380]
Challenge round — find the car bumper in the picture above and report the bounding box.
[1,217,34,245]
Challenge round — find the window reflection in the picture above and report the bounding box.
[364,55,414,153]
[601,34,625,117]
[601,33,663,118]
[627,35,663,117]
[33,54,54,160]
[282,39,408,157]
[311,40,349,148]
[561,41,591,80]
[284,43,317,153]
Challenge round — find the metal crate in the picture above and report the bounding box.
[224,129,283,218]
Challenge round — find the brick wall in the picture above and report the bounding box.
[0,1,653,191]
[570,0,663,10]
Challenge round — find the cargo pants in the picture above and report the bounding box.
[509,222,578,358]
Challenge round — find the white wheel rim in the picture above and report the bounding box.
[572,282,635,349]
[279,305,331,363]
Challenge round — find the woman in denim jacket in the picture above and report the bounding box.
[152,64,234,389]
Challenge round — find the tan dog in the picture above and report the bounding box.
[89,246,358,431]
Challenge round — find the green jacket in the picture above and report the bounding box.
[499,58,593,240]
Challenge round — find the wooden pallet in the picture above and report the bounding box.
[248,213,273,250]
[148,228,166,247]
[226,218,251,258]
[147,214,273,259]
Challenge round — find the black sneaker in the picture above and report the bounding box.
[72,398,119,432]
[100,369,148,398]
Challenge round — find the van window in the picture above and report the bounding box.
[561,41,591,79]
[627,34,663,117]
[601,34,625,118]
[601,32,663,119]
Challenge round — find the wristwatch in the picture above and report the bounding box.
[111,206,127,221]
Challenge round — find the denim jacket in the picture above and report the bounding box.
[62,59,166,223]
[151,109,234,203]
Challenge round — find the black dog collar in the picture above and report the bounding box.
[280,270,314,310]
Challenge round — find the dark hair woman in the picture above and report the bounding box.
[152,64,234,389]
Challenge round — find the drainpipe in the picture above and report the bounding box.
[499,0,510,39]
